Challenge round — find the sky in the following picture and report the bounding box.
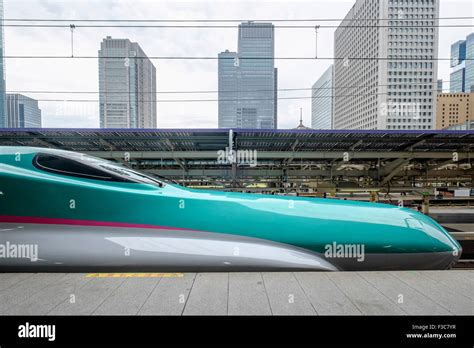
[4,0,474,129]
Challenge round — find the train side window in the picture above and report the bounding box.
[33,153,114,181]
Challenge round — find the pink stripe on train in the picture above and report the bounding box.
[0,215,189,231]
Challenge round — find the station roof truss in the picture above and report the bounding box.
[1,128,473,187]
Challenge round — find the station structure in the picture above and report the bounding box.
[1,129,472,196]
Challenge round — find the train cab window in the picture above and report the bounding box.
[33,153,116,181]
[33,152,164,187]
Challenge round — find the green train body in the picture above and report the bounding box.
[0,147,461,271]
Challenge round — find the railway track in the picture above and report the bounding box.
[453,259,474,269]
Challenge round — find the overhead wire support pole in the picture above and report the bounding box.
[314,25,320,59]
[70,24,76,57]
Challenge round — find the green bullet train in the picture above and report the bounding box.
[0,146,461,271]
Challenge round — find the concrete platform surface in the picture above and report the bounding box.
[0,271,472,316]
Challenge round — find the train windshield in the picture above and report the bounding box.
[98,163,165,187]
[75,153,177,185]
[33,152,166,187]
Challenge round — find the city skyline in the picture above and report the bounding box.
[2,0,474,129]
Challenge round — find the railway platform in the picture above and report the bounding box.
[0,270,472,316]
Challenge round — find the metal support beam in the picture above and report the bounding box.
[350,140,363,151]
[380,158,412,185]
[33,138,57,149]
[99,138,117,151]
[143,168,474,179]
[406,139,426,151]
[283,139,300,165]
[84,151,471,160]
[164,138,187,171]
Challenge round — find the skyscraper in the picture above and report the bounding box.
[6,94,42,128]
[333,0,439,130]
[218,22,277,129]
[0,0,6,127]
[99,36,157,128]
[311,65,334,129]
[450,39,467,92]
[450,34,474,93]
[466,33,474,92]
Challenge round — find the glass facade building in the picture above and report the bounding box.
[450,39,466,92]
[311,65,333,129]
[450,34,474,93]
[0,0,6,127]
[99,37,157,128]
[450,68,465,93]
[465,33,474,92]
[218,22,277,129]
[6,94,42,128]
[450,40,466,68]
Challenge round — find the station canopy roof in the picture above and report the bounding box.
[0,128,473,153]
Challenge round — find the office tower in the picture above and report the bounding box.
[333,0,439,130]
[218,22,277,129]
[99,36,157,128]
[450,40,466,92]
[436,92,473,129]
[311,65,334,129]
[0,0,6,127]
[450,34,474,93]
[218,50,240,128]
[467,34,474,92]
[6,94,42,128]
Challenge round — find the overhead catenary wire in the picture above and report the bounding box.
[2,55,468,61]
[4,16,473,22]
[3,15,470,60]
[2,15,473,29]
[4,15,469,105]
[6,79,462,95]
[14,88,447,103]
[2,23,472,29]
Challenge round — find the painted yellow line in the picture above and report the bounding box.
[86,273,184,278]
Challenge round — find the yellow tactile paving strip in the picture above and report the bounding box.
[86,273,184,278]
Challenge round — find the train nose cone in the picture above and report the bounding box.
[417,213,462,269]
[449,245,462,269]
[442,232,462,269]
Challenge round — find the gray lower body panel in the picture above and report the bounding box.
[0,223,460,272]
[0,223,337,272]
